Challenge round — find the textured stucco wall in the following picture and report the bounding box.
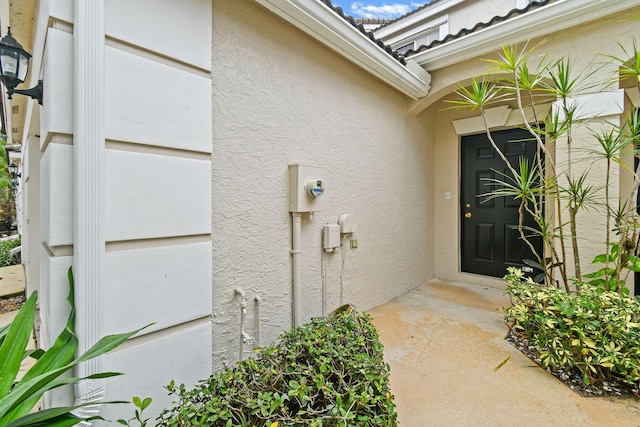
[211,0,435,369]
[427,7,640,288]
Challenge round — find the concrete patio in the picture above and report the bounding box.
[370,280,640,426]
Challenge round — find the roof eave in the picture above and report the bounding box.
[409,0,640,71]
[252,0,431,99]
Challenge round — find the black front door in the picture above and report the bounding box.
[461,128,542,278]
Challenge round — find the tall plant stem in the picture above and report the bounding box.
[555,190,569,291]
[480,110,518,177]
[604,158,612,286]
[568,206,581,284]
[518,201,542,265]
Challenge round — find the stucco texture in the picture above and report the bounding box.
[425,7,640,287]
[211,0,435,368]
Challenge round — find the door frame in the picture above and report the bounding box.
[459,127,543,279]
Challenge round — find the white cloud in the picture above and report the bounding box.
[349,2,426,19]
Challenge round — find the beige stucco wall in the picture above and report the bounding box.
[426,7,640,288]
[211,0,435,369]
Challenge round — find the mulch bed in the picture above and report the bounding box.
[0,294,25,315]
[506,330,640,399]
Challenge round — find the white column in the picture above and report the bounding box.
[73,0,105,397]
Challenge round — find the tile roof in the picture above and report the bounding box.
[319,0,407,65]
[405,0,551,56]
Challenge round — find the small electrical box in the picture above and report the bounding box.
[289,164,325,213]
[323,224,340,252]
[338,214,357,234]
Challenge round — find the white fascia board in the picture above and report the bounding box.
[409,0,640,71]
[374,0,466,41]
[252,0,431,99]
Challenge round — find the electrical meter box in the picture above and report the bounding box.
[289,164,324,212]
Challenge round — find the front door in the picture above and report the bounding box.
[461,128,542,278]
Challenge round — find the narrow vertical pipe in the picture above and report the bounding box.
[254,295,262,347]
[235,288,246,361]
[73,0,106,418]
[291,212,302,327]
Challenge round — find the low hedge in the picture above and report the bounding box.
[0,235,19,267]
[504,268,640,386]
[157,309,398,426]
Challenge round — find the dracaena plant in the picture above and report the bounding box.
[0,267,147,427]
[448,40,640,294]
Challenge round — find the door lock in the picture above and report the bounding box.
[465,212,472,218]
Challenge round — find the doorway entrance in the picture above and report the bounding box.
[460,128,542,278]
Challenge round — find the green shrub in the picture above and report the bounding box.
[504,267,640,385]
[157,309,397,427]
[0,236,20,267]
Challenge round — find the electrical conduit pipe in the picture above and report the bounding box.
[254,295,262,347]
[235,288,247,361]
[291,212,302,327]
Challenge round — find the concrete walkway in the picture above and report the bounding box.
[0,264,26,299]
[370,280,640,427]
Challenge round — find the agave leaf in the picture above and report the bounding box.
[20,270,77,382]
[4,405,104,427]
[0,367,129,426]
[0,324,10,348]
[0,292,37,397]
[75,326,150,365]
[0,322,145,424]
[4,269,79,422]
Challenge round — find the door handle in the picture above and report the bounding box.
[465,212,472,218]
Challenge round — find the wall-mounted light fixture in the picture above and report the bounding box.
[8,162,20,188]
[0,28,42,104]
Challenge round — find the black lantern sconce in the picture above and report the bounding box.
[0,28,42,104]
[8,162,20,188]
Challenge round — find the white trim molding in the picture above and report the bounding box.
[409,0,640,71]
[452,103,553,135]
[553,90,624,121]
[252,0,431,99]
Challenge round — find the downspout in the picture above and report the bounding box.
[73,0,106,421]
[291,212,302,327]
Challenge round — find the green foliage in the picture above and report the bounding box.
[0,236,20,267]
[0,192,15,237]
[157,310,397,427]
[117,397,153,427]
[448,40,640,292]
[0,267,147,427]
[504,268,640,386]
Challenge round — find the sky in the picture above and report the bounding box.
[329,1,429,19]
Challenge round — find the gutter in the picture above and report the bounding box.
[409,0,640,71]
[252,0,431,99]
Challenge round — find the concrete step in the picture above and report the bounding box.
[0,264,25,298]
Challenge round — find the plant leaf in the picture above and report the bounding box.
[493,356,510,371]
[0,292,37,397]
